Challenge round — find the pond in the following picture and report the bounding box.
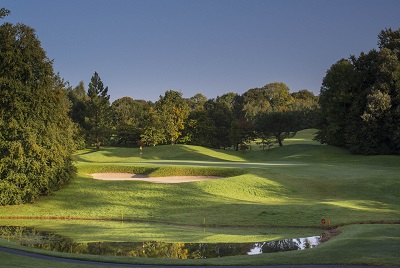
[0,226,322,259]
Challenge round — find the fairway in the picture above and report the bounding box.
[0,130,399,266]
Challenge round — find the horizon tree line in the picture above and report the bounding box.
[66,76,319,151]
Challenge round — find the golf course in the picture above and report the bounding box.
[0,129,399,267]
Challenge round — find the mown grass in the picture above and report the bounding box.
[0,129,399,266]
[0,219,319,243]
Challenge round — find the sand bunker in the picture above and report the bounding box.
[90,173,222,183]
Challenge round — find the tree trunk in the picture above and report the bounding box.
[276,133,283,147]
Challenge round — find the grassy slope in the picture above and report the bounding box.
[0,129,399,266]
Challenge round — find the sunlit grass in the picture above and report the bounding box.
[0,129,399,265]
[0,219,320,243]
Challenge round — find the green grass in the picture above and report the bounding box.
[0,129,399,266]
[0,224,399,267]
[0,219,320,243]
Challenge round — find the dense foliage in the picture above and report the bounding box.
[67,80,318,150]
[0,22,76,205]
[316,28,400,154]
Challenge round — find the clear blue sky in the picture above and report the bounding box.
[3,0,400,102]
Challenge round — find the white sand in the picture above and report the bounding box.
[90,173,222,183]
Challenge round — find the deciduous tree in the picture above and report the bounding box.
[156,90,190,144]
[0,22,76,205]
[112,97,149,146]
[140,106,166,146]
[317,28,400,154]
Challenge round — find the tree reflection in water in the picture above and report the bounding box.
[249,237,319,255]
[0,226,321,259]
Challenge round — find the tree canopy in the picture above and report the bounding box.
[316,28,400,154]
[0,22,76,205]
[156,90,190,144]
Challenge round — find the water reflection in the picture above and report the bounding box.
[0,226,321,259]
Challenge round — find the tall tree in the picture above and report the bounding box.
[291,89,320,129]
[242,87,271,119]
[317,28,400,154]
[112,97,149,146]
[140,106,166,146]
[66,81,88,148]
[184,93,214,146]
[85,72,112,149]
[223,93,253,151]
[315,59,356,146]
[185,109,216,147]
[188,93,207,111]
[0,22,76,205]
[262,82,294,111]
[378,27,400,51]
[67,81,88,126]
[346,46,400,154]
[247,82,302,147]
[156,90,190,144]
[256,110,299,147]
[205,100,231,149]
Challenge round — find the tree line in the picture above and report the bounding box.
[316,27,400,154]
[66,78,319,151]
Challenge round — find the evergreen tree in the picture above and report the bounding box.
[66,81,88,149]
[85,72,112,149]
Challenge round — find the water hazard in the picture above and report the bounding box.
[0,226,322,259]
